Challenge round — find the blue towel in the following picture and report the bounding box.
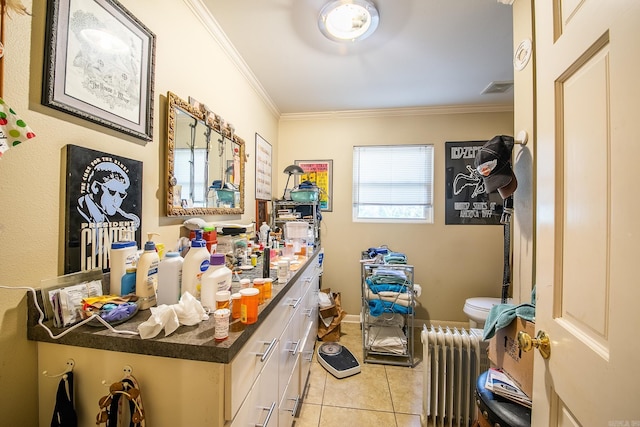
[367,283,408,294]
[482,303,536,340]
[368,299,412,316]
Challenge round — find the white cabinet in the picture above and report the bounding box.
[228,255,320,427]
[230,341,279,427]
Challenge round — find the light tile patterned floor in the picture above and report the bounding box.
[294,322,423,427]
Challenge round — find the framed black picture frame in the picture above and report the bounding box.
[42,0,156,141]
[444,140,503,225]
[63,144,142,274]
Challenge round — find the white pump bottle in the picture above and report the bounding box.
[136,232,159,310]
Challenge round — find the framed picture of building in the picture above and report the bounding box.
[42,0,156,141]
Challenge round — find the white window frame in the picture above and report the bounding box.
[352,144,434,223]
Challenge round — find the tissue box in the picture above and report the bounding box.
[487,317,535,398]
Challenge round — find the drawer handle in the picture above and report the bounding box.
[284,396,301,416]
[304,351,313,362]
[288,339,300,355]
[303,308,312,317]
[256,338,277,363]
[289,297,302,309]
[255,401,276,427]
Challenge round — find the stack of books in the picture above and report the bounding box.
[484,368,532,408]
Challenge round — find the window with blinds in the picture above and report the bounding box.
[175,148,207,204]
[352,145,434,222]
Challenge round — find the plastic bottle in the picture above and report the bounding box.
[157,251,183,305]
[200,253,232,311]
[136,233,160,310]
[121,267,137,296]
[259,222,270,245]
[109,239,137,296]
[240,287,259,324]
[181,229,211,300]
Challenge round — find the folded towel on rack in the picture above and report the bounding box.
[367,269,408,285]
[383,252,407,264]
[369,313,405,328]
[366,282,409,294]
[368,299,412,316]
[366,325,407,354]
[366,290,411,307]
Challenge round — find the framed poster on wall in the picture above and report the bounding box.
[294,159,333,211]
[64,145,142,273]
[445,141,503,225]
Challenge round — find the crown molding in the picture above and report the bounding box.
[279,103,514,121]
[184,0,281,118]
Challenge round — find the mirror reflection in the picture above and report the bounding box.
[166,91,245,216]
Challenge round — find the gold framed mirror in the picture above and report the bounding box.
[166,91,245,216]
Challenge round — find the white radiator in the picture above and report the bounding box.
[421,325,488,427]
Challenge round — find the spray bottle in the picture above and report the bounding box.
[136,232,159,310]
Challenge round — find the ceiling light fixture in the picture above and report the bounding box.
[318,0,379,42]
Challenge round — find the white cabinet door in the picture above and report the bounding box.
[230,341,279,427]
[278,354,301,427]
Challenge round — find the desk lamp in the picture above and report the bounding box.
[282,164,304,199]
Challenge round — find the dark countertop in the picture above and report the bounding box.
[27,249,320,364]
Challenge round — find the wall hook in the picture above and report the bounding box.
[42,358,75,379]
[101,365,133,387]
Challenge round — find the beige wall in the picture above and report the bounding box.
[278,111,514,322]
[0,1,278,424]
[0,1,516,424]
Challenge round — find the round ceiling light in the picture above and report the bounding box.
[318,0,379,42]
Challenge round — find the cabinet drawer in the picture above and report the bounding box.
[230,341,279,427]
[278,316,301,399]
[226,310,287,420]
[278,355,301,427]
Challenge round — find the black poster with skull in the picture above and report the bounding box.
[445,141,503,225]
[64,145,142,273]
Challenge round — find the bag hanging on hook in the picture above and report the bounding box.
[50,371,77,427]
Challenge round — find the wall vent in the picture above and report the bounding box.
[481,81,514,94]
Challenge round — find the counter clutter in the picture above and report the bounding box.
[27,249,320,364]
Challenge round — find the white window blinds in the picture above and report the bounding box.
[352,145,434,222]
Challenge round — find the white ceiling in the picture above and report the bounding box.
[197,0,514,115]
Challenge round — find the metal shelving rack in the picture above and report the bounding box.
[271,200,320,244]
[360,262,415,367]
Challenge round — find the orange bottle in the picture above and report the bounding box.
[240,288,259,324]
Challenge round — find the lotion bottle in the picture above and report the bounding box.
[200,253,232,311]
[181,229,210,300]
[136,232,159,310]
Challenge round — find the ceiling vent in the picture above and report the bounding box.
[481,81,514,94]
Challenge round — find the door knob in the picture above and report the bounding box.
[517,330,551,359]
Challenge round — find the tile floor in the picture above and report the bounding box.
[294,321,424,427]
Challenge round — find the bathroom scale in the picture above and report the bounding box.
[317,342,361,379]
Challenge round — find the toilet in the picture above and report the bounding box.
[463,297,512,329]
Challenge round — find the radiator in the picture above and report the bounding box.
[421,325,489,427]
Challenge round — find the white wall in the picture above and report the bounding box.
[278,110,514,322]
[0,1,278,424]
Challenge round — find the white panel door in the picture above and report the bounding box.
[533,1,640,425]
